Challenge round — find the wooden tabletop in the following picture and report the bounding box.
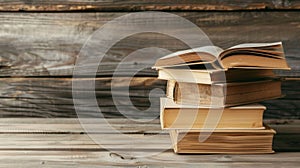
[0,118,298,167]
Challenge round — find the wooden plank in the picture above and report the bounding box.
[0,118,162,133]
[0,118,294,168]
[0,77,165,118]
[0,134,171,150]
[0,118,296,134]
[261,79,300,119]
[0,119,296,151]
[0,0,299,11]
[0,77,299,118]
[0,118,160,124]
[0,151,297,168]
[0,12,299,77]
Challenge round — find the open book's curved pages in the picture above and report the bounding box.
[153,42,290,70]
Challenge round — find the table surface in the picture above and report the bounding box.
[0,118,298,168]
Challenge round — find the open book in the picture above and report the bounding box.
[153,42,290,70]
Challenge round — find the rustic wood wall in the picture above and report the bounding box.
[0,1,299,118]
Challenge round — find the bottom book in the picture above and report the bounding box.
[169,128,275,154]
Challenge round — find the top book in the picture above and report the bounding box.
[153,42,290,70]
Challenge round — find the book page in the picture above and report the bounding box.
[228,42,282,49]
[161,46,224,59]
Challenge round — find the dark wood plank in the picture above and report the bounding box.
[265,119,300,152]
[0,12,299,77]
[262,78,300,119]
[0,77,299,118]
[0,77,165,118]
[0,0,299,11]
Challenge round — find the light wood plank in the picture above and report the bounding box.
[0,118,295,167]
[0,118,297,151]
[0,151,298,168]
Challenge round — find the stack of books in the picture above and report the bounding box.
[153,42,290,154]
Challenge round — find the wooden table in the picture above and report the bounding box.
[0,118,298,167]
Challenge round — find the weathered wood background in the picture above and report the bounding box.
[0,1,299,119]
[0,1,299,166]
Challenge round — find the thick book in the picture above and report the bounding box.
[158,68,276,84]
[160,98,266,129]
[153,42,290,70]
[166,79,282,106]
[170,128,275,154]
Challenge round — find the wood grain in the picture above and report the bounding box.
[0,12,299,77]
[0,151,298,168]
[261,79,300,119]
[0,0,299,11]
[0,77,165,118]
[0,118,297,167]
